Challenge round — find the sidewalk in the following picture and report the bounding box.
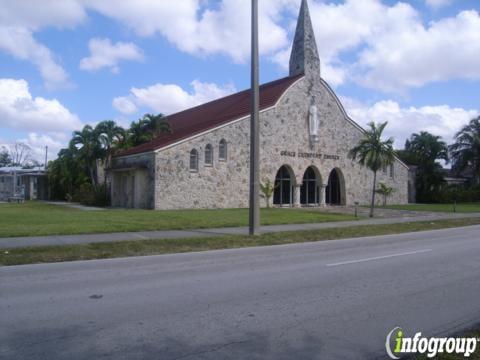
[44,201,105,211]
[1,212,479,249]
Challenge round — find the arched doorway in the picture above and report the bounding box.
[273,166,293,206]
[326,169,343,205]
[301,167,319,206]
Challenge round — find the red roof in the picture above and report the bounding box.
[116,74,303,157]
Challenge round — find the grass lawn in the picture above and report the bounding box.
[0,201,357,238]
[1,217,479,266]
[385,203,480,213]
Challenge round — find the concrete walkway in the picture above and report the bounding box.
[44,201,105,211]
[1,212,479,249]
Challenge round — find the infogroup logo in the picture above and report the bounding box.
[385,327,479,359]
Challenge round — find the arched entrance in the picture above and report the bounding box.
[301,167,319,206]
[326,169,343,205]
[273,166,293,206]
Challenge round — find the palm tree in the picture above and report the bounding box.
[376,182,394,207]
[127,119,151,147]
[450,116,480,185]
[127,114,172,147]
[70,125,101,187]
[349,121,395,217]
[142,113,172,136]
[405,131,449,202]
[95,120,125,169]
[407,132,449,163]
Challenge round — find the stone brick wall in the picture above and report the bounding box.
[110,152,156,209]
[152,76,408,210]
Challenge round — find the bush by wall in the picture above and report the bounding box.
[419,185,480,203]
[72,183,110,207]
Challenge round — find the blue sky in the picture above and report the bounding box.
[0,0,479,162]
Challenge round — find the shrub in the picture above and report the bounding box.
[72,183,96,205]
[72,183,110,207]
[421,184,480,203]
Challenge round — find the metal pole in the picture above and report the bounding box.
[249,0,260,236]
[45,146,48,170]
[13,170,16,197]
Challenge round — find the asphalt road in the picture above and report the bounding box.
[1,226,480,359]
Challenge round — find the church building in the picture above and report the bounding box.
[110,0,409,210]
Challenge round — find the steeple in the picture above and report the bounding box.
[289,0,320,82]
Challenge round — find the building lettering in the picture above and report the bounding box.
[280,150,340,161]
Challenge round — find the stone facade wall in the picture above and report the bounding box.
[110,152,156,209]
[259,77,408,207]
[154,117,253,209]
[152,77,409,210]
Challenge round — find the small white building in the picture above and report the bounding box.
[0,167,48,202]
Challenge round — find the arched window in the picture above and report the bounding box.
[205,144,213,166]
[326,168,345,205]
[189,149,199,171]
[219,139,227,161]
[273,166,293,206]
[301,167,319,206]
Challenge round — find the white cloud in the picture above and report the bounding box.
[0,78,82,134]
[112,96,138,115]
[114,80,236,115]
[342,97,480,147]
[82,0,292,63]
[271,0,480,91]
[425,0,452,9]
[0,27,70,89]
[0,0,85,89]
[80,38,144,73]
[356,10,480,92]
[0,0,86,30]
[19,132,68,162]
[0,0,290,87]
[1,0,479,93]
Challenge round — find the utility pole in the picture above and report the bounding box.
[45,146,48,170]
[249,0,260,236]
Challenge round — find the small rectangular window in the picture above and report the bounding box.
[219,140,227,161]
[390,164,394,178]
[205,144,213,166]
[190,149,199,172]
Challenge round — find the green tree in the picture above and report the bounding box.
[405,131,449,202]
[48,147,89,200]
[126,114,172,148]
[70,125,102,187]
[375,182,395,206]
[95,120,126,169]
[127,119,150,147]
[450,116,480,185]
[260,179,277,208]
[349,121,395,217]
[0,147,11,167]
[142,113,172,136]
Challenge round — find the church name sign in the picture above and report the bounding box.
[280,150,340,160]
